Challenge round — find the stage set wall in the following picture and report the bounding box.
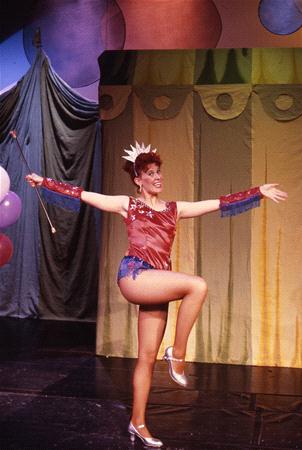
[96,48,302,369]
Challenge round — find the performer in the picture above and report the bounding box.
[26,142,287,448]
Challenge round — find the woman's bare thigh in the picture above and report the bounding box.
[118,269,204,305]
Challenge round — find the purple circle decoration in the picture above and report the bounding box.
[23,0,125,88]
[259,0,302,35]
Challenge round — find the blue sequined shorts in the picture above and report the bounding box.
[117,256,154,282]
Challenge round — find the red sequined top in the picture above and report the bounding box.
[124,197,177,270]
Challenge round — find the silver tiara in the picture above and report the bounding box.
[122,141,156,163]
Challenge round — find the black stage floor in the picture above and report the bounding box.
[0,318,301,450]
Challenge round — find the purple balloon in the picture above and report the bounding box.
[0,166,10,203]
[0,191,22,228]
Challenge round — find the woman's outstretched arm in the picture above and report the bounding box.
[25,173,129,217]
[177,184,288,219]
[81,191,129,216]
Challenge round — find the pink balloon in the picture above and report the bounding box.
[0,191,22,228]
[0,166,10,203]
[0,233,13,267]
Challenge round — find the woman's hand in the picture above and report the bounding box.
[260,184,288,203]
[25,173,44,187]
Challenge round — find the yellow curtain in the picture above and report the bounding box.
[194,85,253,364]
[96,89,137,357]
[97,86,196,358]
[132,49,252,85]
[133,50,196,85]
[96,84,302,368]
[133,86,195,358]
[252,48,302,84]
[251,85,302,368]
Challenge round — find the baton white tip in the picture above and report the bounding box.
[51,227,56,234]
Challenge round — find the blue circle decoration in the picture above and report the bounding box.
[259,0,302,35]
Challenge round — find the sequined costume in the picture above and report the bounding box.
[117,197,178,281]
[41,178,83,212]
[117,256,155,281]
[219,186,263,217]
[38,179,264,280]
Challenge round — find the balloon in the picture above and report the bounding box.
[0,166,10,203]
[0,233,13,267]
[0,191,22,228]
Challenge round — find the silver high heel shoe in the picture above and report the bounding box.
[128,422,163,447]
[163,346,188,387]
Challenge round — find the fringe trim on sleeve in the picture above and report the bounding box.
[220,194,262,217]
[41,187,81,212]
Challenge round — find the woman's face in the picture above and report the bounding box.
[137,163,163,195]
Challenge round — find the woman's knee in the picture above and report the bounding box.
[190,276,208,301]
[137,350,158,365]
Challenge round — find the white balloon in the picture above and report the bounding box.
[0,166,10,203]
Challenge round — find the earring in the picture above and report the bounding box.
[138,185,142,194]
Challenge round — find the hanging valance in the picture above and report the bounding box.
[195,84,251,120]
[99,86,132,120]
[134,86,192,119]
[254,85,302,121]
[99,84,302,123]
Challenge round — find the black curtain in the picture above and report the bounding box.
[0,50,101,320]
[0,53,43,317]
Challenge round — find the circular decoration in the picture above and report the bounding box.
[99,86,132,120]
[216,93,233,111]
[255,86,302,121]
[274,94,294,111]
[100,94,114,111]
[259,0,302,35]
[23,0,125,88]
[268,90,302,119]
[153,96,171,111]
[197,86,252,120]
[135,86,191,120]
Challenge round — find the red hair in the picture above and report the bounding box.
[123,152,162,183]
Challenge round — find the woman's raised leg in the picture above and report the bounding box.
[119,269,207,376]
[131,304,168,438]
